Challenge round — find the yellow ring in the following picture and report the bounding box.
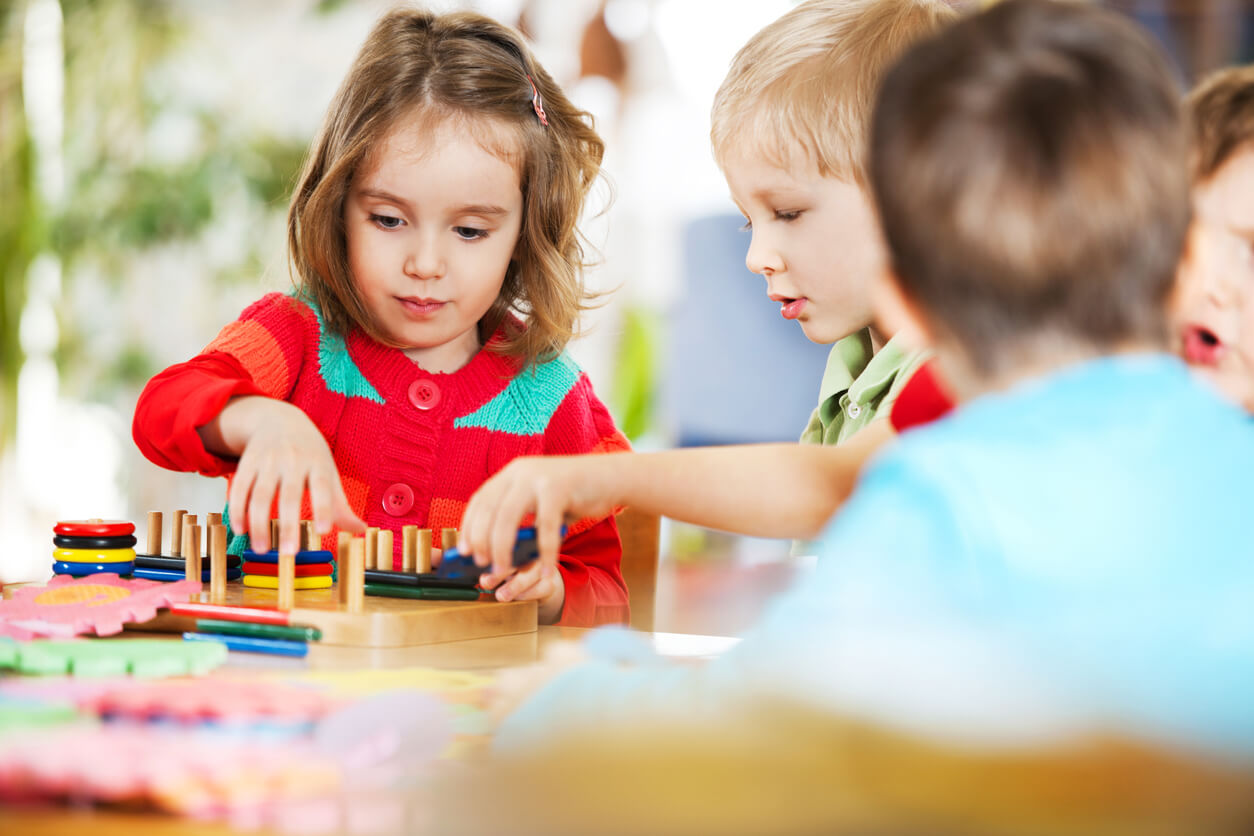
[242,575,333,590]
[52,547,137,564]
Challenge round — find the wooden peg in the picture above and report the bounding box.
[207,512,222,528]
[270,519,280,551]
[277,551,296,611]
[185,524,202,585]
[441,528,458,552]
[301,520,318,552]
[376,529,393,571]
[336,531,351,604]
[183,518,199,571]
[365,527,378,569]
[401,525,418,572]
[346,538,365,614]
[171,510,186,556]
[209,524,227,604]
[146,511,163,556]
[416,528,433,574]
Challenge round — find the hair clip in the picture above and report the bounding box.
[527,74,549,127]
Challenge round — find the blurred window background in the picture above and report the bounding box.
[2,0,1251,633]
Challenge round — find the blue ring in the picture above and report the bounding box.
[52,560,134,576]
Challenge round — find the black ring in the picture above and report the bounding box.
[53,534,138,549]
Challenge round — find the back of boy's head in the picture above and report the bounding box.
[289,7,604,366]
[1188,64,1254,183]
[710,0,957,184]
[869,0,1190,376]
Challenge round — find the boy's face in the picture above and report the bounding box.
[1173,145,1254,413]
[722,145,884,345]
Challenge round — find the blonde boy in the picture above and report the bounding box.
[711,0,953,446]
[461,0,955,573]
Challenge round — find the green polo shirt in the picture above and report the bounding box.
[800,329,929,446]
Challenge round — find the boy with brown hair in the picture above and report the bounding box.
[489,0,1254,760]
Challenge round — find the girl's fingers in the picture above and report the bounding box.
[276,467,305,555]
[248,465,279,554]
[228,461,254,538]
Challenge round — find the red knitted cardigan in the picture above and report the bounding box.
[132,292,631,626]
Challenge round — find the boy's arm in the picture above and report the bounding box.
[459,418,895,575]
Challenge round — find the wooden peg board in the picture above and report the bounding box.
[138,584,537,648]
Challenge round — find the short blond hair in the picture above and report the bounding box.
[1187,64,1254,183]
[710,0,956,184]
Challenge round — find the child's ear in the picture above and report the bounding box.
[871,268,933,351]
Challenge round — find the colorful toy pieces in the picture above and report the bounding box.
[0,574,202,640]
[51,519,136,579]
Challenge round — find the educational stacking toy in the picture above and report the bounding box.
[132,511,238,603]
[51,520,136,579]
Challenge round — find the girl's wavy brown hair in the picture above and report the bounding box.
[288,7,604,367]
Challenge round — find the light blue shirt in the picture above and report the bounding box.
[498,355,1254,758]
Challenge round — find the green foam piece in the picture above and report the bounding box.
[0,638,228,677]
[0,702,85,734]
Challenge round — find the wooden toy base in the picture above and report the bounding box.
[135,584,537,648]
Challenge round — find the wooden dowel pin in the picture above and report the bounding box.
[146,511,162,556]
[270,519,280,552]
[171,510,186,556]
[416,528,433,574]
[207,512,222,528]
[401,525,417,572]
[365,527,378,571]
[441,528,457,553]
[346,537,365,614]
[185,523,202,585]
[336,531,352,604]
[209,524,227,604]
[277,551,296,611]
[301,520,317,552]
[376,529,393,571]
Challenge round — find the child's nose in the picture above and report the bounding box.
[404,241,446,280]
[744,232,783,276]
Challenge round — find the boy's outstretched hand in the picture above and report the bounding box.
[207,396,366,554]
[458,453,622,583]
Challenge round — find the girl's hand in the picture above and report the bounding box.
[480,559,566,624]
[213,396,365,553]
[458,454,619,580]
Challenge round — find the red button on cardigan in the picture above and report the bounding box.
[382,483,415,516]
[408,379,440,410]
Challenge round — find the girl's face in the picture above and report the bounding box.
[345,114,524,373]
[1173,145,1254,414]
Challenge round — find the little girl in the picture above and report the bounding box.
[132,8,630,627]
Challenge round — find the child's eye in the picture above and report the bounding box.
[370,213,404,230]
[454,226,488,241]
[775,210,802,222]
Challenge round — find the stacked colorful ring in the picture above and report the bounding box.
[241,549,336,591]
[52,520,136,578]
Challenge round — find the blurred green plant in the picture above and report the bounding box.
[48,0,308,401]
[0,0,40,449]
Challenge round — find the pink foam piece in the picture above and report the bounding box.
[0,574,202,639]
[0,725,341,817]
